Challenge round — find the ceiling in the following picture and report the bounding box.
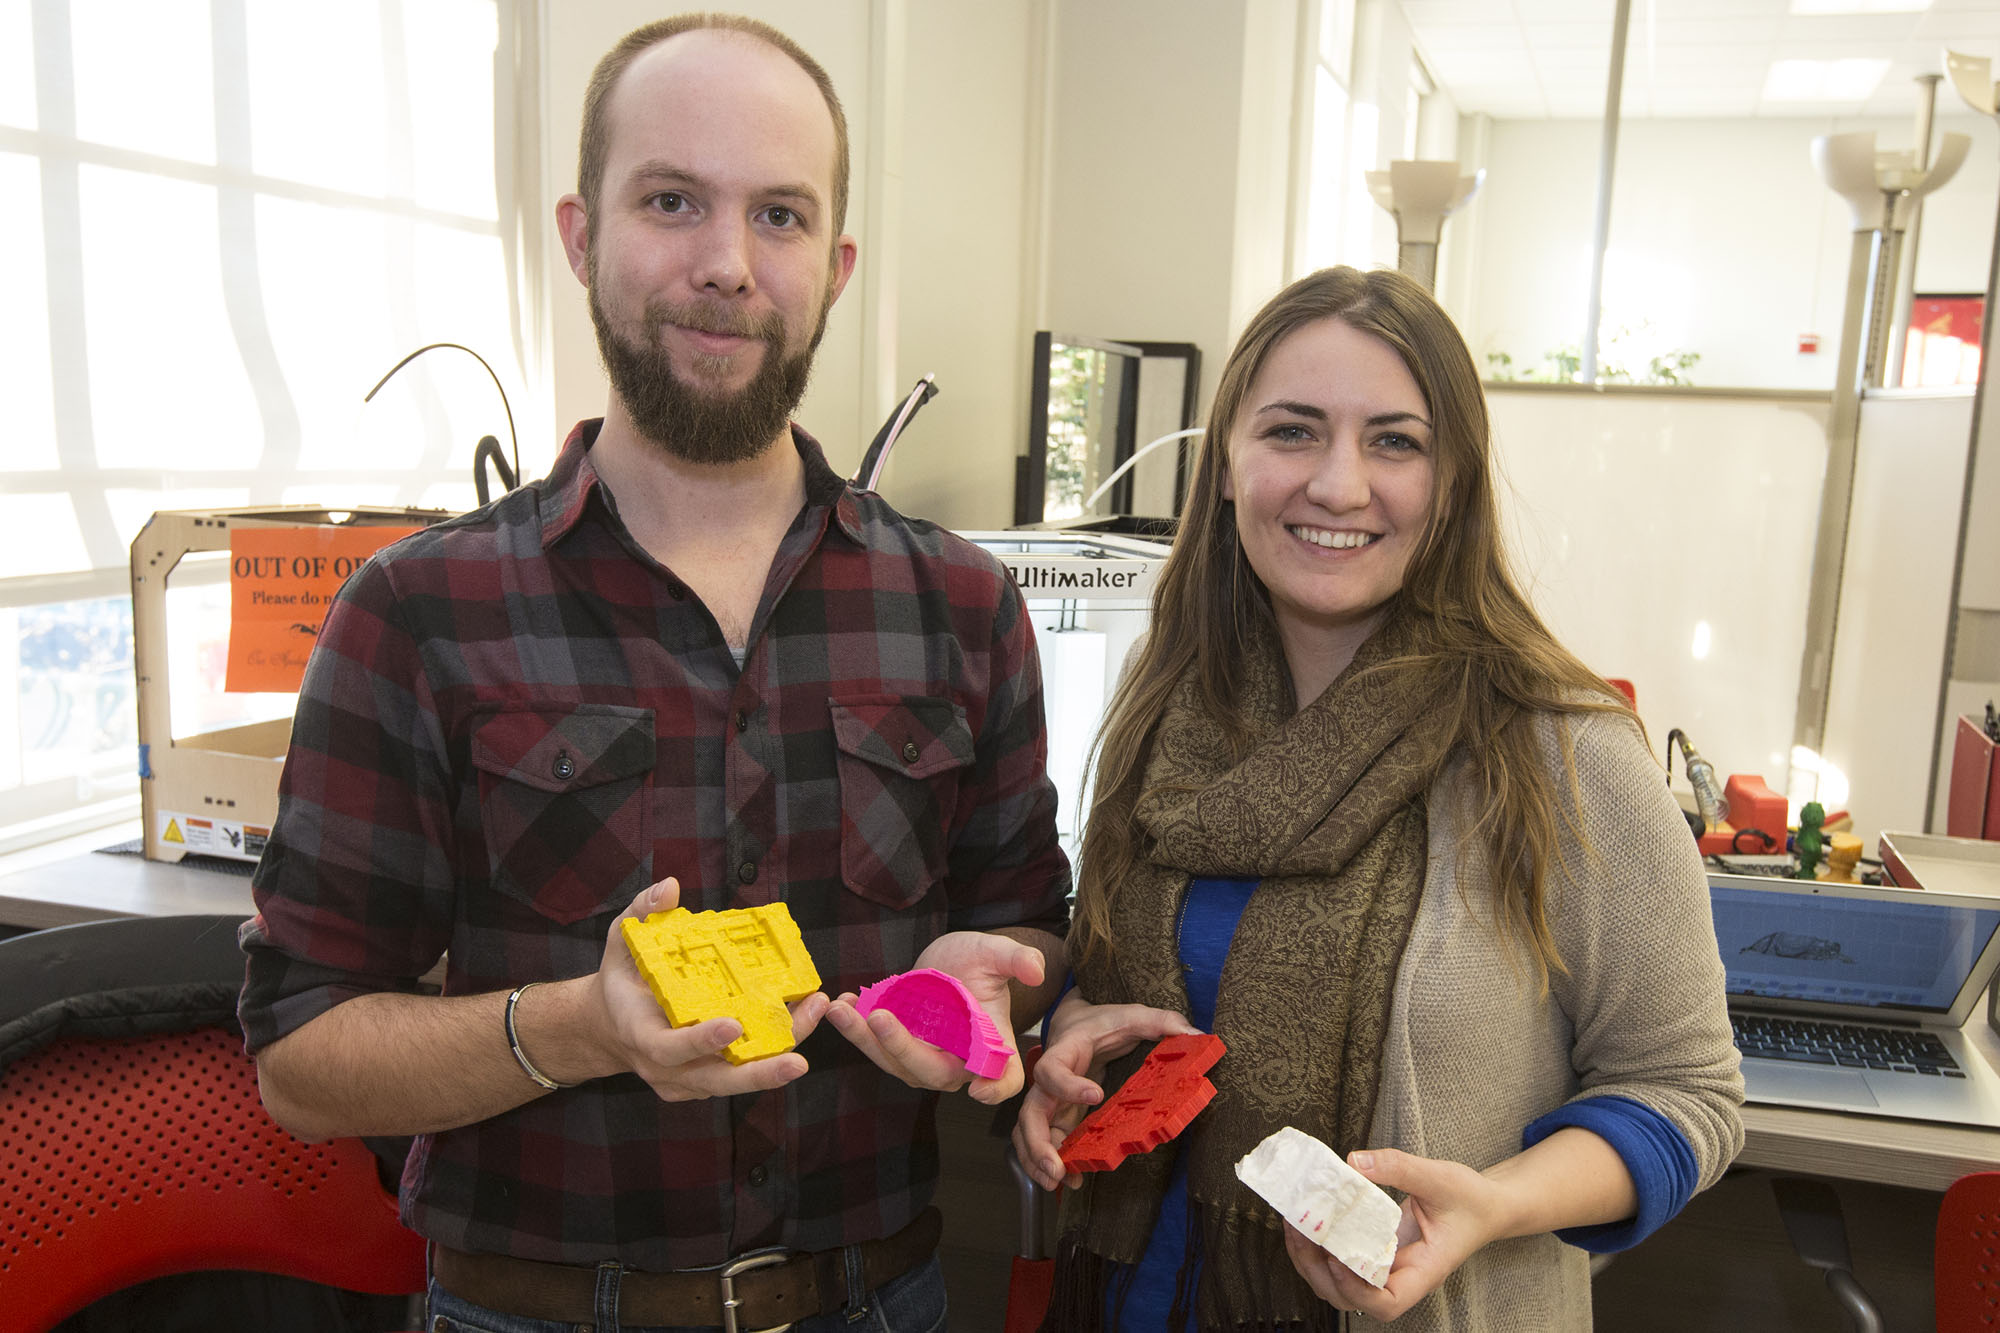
[1399,0,2000,120]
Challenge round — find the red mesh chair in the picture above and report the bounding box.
[1937,1170,2000,1332]
[0,914,425,1333]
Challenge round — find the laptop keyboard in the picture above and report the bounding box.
[1732,1015,1966,1078]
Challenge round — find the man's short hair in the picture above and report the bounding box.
[577,13,851,237]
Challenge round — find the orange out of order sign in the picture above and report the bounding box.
[224,526,420,693]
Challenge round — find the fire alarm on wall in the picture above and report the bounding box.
[1799,333,1821,354]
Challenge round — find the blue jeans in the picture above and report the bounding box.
[426,1253,948,1333]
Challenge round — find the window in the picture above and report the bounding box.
[1,0,537,853]
[1296,0,1374,275]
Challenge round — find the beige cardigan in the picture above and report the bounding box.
[1362,709,1745,1332]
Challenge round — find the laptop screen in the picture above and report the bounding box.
[1712,879,2000,1014]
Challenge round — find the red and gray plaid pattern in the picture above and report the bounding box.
[239,421,1071,1269]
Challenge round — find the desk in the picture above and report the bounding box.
[0,850,254,931]
[1735,1016,2000,1191]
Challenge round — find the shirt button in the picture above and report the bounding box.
[902,740,920,764]
[666,579,686,600]
[738,860,758,884]
[736,710,749,733]
[748,1165,769,1187]
[552,752,575,781]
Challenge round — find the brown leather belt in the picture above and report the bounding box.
[432,1206,941,1331]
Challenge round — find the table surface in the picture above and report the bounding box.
[0,847,254,930]
[6,848,1999,1191]
[1735,1012,2000,1192]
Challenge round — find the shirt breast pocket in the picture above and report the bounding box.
[829,694,974,910]
[469,704,656,925]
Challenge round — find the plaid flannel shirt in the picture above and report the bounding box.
[239,420,1071,1268]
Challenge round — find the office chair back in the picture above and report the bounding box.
[0,914,425,1332]
[1937,1170,2000,1333]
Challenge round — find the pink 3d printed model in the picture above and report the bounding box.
[853,968,1013,1079]
[1058,1032,1227,1174]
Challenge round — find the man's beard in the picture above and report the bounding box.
[587,262,828,466]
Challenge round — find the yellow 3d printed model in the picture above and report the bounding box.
[620,904,823,1064]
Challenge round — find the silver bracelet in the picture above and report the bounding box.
[504,981,572,1091]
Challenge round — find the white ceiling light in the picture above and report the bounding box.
[1788,0,1930,13]
[1763,58,1892,102]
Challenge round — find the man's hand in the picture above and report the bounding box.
[1011,990,1200,1190]
[824,931,1046,1104]
[590,878,830,1102]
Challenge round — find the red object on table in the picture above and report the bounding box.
[1948,715,2000,841]
[1058,1033,1227,1174]
[1696,773,1790,857]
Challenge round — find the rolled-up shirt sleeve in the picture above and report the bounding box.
[1547,711,1746,1193]
[238,551,455,1054]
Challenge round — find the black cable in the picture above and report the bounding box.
[1732,827,1779,855]
[364,342,520,495]
[472,435,516,506]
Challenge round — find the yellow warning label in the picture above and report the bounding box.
[157,809,261,861]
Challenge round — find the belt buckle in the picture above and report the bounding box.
[717,1246,793,1333]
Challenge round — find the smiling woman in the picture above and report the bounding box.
[1014,266,1743,1332]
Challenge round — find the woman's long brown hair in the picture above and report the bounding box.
[1069,266,1637,987]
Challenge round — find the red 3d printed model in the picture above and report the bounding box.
[1058,1032,1228,1173]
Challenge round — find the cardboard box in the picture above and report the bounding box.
[131,505,449,863]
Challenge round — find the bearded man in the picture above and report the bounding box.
[238,16,1070,1332]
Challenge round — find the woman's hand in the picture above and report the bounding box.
[1011,991,1200,1191]
[1281,1148,1507,1321]
[1287,1126,1638,1319]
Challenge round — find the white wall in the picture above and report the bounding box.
[1037,0,1237,397]
[1459,113,2000,391]
[1820,389,1973,849]
[866,3,1039,529]
[1487,386,1831,802]
[1038,0,1296,425]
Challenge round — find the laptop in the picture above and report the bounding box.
[1710,871,2000,1128]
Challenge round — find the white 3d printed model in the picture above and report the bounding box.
[1234,1126,1402,1288]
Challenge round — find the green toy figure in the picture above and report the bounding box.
[1794,802,1825,881]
